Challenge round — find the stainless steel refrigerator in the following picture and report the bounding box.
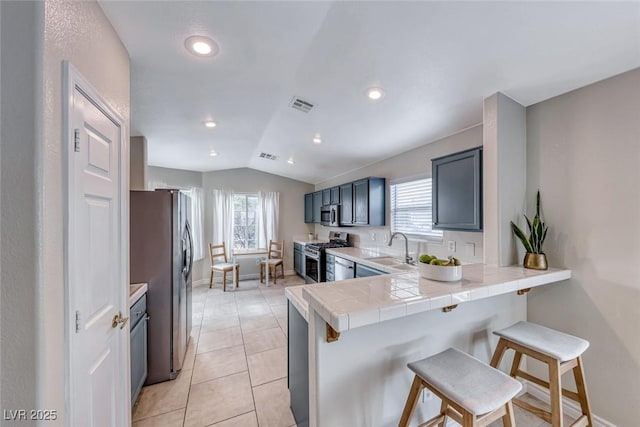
[130,189,193,385]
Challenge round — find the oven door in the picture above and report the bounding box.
[305,254,319,283]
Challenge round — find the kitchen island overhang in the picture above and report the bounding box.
[286,262,570,427]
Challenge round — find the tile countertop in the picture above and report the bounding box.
[285,285,309,322]
[129,283,148,306]
[293,238,328,245]
[291,247,570,333]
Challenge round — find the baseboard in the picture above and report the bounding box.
[523,381,616,427]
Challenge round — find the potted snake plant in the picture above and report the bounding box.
[510,191,549,270]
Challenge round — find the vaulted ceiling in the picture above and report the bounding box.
[99,1,640,184]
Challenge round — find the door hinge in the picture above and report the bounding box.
[73,128,80,152]
[75,310,82,333]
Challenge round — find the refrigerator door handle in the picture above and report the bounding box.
[184,221,194,280]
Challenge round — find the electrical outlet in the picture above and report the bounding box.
[371,233,376,241]
[447,240,456,252]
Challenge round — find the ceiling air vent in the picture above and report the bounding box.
[259,152,279,161]
[289,96,314,113]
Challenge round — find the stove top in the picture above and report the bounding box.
[305,231,349,256]
[307,241,349,250]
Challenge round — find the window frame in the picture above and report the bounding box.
[389,175,444,243]
[232,192,259,249]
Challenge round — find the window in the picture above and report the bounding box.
[390,178,443,242]
[233,193,259,248]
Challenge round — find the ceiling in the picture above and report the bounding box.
[99,1,640,184]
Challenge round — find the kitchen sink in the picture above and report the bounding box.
[366,256,403,265]
[389,263,417,271]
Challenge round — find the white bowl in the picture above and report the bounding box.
[419,263,462,282]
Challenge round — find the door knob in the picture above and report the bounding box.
[111,311,129,329]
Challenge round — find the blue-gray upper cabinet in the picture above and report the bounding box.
[353,177,385,226]
[432,146,483,231]
[322,189,331,206]
[330,187,340,205]
[304,193,314,223]
[312,191,323,223]
[339,183,353,225]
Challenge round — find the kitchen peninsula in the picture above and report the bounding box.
[286,248,570,427]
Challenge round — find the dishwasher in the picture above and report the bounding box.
[334,257,355,281]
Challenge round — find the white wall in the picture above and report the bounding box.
[314,125,484,263]
[526,68,640,426]
[203,168,315,280]
[148,165,203,190]
[148,166,207,283]
[130,136,148,190]
[39,0,130,422]
[0,0,42,414]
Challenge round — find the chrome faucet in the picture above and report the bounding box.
[388,232,414,264]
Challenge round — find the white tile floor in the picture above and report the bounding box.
[132,275,571,427]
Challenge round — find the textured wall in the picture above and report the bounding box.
[1,1,42,418]
[526,68,640,425]
[314,125,485,263]
[130,136,148,190]
[40,0,130,422]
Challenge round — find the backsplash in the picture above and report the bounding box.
[314,225,484,264]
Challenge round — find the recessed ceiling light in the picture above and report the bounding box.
[312,134,322,144]
[204,120,217,128]
[185,35,219,57]
[366,87,385,100]
[209,150,218,157]
[287,158,294,165]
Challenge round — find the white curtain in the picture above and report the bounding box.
[258,191,279,248]
[188,187,204,261]
[212,189,235,256]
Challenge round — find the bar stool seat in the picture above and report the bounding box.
[491,321,593,427]
[494,321,589,362]
[399,348,522,427]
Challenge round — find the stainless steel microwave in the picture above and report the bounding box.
[320,204,340,227]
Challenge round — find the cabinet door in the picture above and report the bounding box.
[339,183,353,225]
[312,191,322,223]
[130,316,148,406]
[304,193,314,223]
[432,146,482,231]
[294,249,300,275]
[322,189,331,206]
[330,187,340,205]
[353,179,369,225]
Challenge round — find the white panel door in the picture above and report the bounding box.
[69,85,127,427]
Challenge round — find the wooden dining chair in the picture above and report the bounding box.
[209,242,239,292]
[260,240,285,284]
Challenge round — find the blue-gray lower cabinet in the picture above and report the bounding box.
[288,302,309,427]
[130,293,148,406]
[325,254,335,282]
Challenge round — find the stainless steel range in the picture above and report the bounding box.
[304,231,349,283]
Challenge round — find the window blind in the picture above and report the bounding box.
[390,178,443,242]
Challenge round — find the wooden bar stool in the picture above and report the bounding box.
[399,347,522,427]
[490,321,593,427]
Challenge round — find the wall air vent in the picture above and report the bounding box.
[259,152,279,161]
[289,96,314,113]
